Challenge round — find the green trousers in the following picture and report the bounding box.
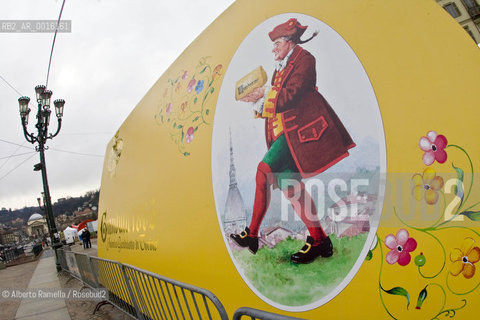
[262,134,301,190]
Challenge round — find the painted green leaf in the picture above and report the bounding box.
[181,131,184,142]
[206,109,210,115]
[194,97,198,104]
[193,116,200,122]
[210,87,214,93]
[173,122,176,128]
[365,250,373,261]
[381,286,410,309]
[199,66,207,74]
[183,152,190,156]
[415,286,427,310]
[452,163,464,200]
[460,211,480,221]
[194,126,198,132]
[177,125,183,129]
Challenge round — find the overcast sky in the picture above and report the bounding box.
[0,0,235,210]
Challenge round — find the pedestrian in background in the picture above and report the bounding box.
[84,228,91,249]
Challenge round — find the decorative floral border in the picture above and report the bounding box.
[154,57,223,156]
[367,130,480,319]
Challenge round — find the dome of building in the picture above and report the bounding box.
[28,213,44,222]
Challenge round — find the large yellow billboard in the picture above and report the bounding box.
[98,0,480,318]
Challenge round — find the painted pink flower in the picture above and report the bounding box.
[419,131,448,166]
[182,70,188,81]
[385,229,417,266]
[185,127,194,143]
[165,103,172,115]
[187,77,196,93]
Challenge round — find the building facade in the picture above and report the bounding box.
[437,0,480,43]
[26,213,48,238]
[0,227,16,245]
[324,193,377,238]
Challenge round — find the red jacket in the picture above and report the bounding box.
[263,46,355,178]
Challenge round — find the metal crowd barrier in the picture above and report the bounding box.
[32,244,43,256]
[232,308,306,320]
[57,248,228,320]
[64,250,82,280]
[90,256,139,318]
[56,249,307,320]
[1,246,28,263]
[123,263,228,320]
[56,247,68,271]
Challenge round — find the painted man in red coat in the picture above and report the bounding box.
[231,18,355,263]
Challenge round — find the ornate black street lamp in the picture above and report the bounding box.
[18,85,65,271]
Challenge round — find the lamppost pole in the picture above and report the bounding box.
[39,147,57,242]
[18,85,65,271]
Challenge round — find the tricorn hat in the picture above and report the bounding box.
[268,18,317,44]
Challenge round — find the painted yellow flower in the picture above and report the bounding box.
[175,81,182,92]
[450,238,480,279]
[411,167,444,205]
[212,64,223,80]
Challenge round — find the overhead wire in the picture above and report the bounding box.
[0,152,37,160]
[0,140,31,171]
[49,148,103,158]
[0,0,81,196]
[0,153,37,182]
[61,132,112,136]
[0,138,103,158]
[0,74,23,96]
[45,0,66,89]
[0,139,103,184]
[0,139,34,150]
[0,68,36,112]
[0,76,35,173]
[1,1,98,154]
[1,0,104,202]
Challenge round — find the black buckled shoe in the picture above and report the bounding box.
[230,227,259,254]
[290,236,333,264]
